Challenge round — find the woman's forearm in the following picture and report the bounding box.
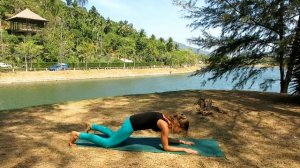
[168,138,194,145]
[164,146,198,154]
[163,145,187,152]
[168,138,180,144]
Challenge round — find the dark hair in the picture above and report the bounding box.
[172,113,189,132]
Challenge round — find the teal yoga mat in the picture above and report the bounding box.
[75,136,225,157]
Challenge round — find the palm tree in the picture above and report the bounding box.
[138,29,146,38]
[69,0,88,7]
[159,37,165,43]
[104,18,112,34]
[66,0,72,6]
[150,34,156,40]
[166,37,174,52]
[77,0,88,7]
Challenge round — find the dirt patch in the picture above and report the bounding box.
[0,90,299,168]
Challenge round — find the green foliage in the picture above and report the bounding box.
[0,0,201,71]
[166,37,175,52]
[174,0,300,93]
[169,50,199,66]
[15,38,43,70]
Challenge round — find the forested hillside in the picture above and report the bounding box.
[0,0,203,69]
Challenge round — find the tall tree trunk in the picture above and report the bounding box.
[280,14,300,93]
[279,32,287,93]
[286,14,300,93]
[278,0,288,93]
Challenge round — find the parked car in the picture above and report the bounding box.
[48,63,68,71]
[0,62,12,68]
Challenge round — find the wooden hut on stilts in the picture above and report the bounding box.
[6,8,48,36]
[4,9,48,71]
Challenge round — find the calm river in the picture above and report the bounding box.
[0,68,281,110]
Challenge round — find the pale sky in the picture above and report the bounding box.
[85,0,206,48]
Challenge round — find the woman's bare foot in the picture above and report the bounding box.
[69,131,79,147]
[84,123,91,133]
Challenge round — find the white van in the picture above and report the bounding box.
[0,62,12,68]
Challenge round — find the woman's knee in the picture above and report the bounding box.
[101,137,125,148]
[102,141,114,148]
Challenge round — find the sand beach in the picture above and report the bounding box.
[0,67,299,168]
[0,66,199,84]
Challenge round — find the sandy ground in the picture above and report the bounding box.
[0,90,299,168]
[0,66,199,84]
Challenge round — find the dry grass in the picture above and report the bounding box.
[0,90,299,168]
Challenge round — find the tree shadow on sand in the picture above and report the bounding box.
[1,90,298,167]
[0,104,80,167]
[192,90,300,167]
[83,90,300,167]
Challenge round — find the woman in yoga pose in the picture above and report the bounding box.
[69,111,198,154]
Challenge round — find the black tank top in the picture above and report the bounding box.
[129,112,163,131]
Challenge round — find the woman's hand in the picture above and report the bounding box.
[180,140,194,145]
[158,120,197,154]
[184,148,198,154]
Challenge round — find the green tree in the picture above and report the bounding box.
[1,0,197,70]
[117,37,135,67]
[15,39,43,71]
[88,6,101,28]
[88,6,104,61]
[166,37,175,52]
[103,18,113,34]
[156,40,167,60]
[135,37,147,61]
[138,29,146,38]
[159,37,165,43]
[150,34,156,40]
[76,40,94,69]
[174,0,300,93]
[116,20,135,37]
[144,39,159,62]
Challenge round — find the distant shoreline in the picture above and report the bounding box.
[0,66,201,84]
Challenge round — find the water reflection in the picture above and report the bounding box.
[0,69,280,110]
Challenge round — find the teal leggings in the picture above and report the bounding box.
[79,117,134,148]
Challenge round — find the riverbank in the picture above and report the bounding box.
[0,66,200,84]
[0,90,299,168]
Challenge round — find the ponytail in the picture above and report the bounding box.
[164,113,189,133]
[173,113,189,132]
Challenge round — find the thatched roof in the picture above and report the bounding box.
[6,8,48,22]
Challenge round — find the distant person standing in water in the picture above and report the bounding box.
[69,111,198,154]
